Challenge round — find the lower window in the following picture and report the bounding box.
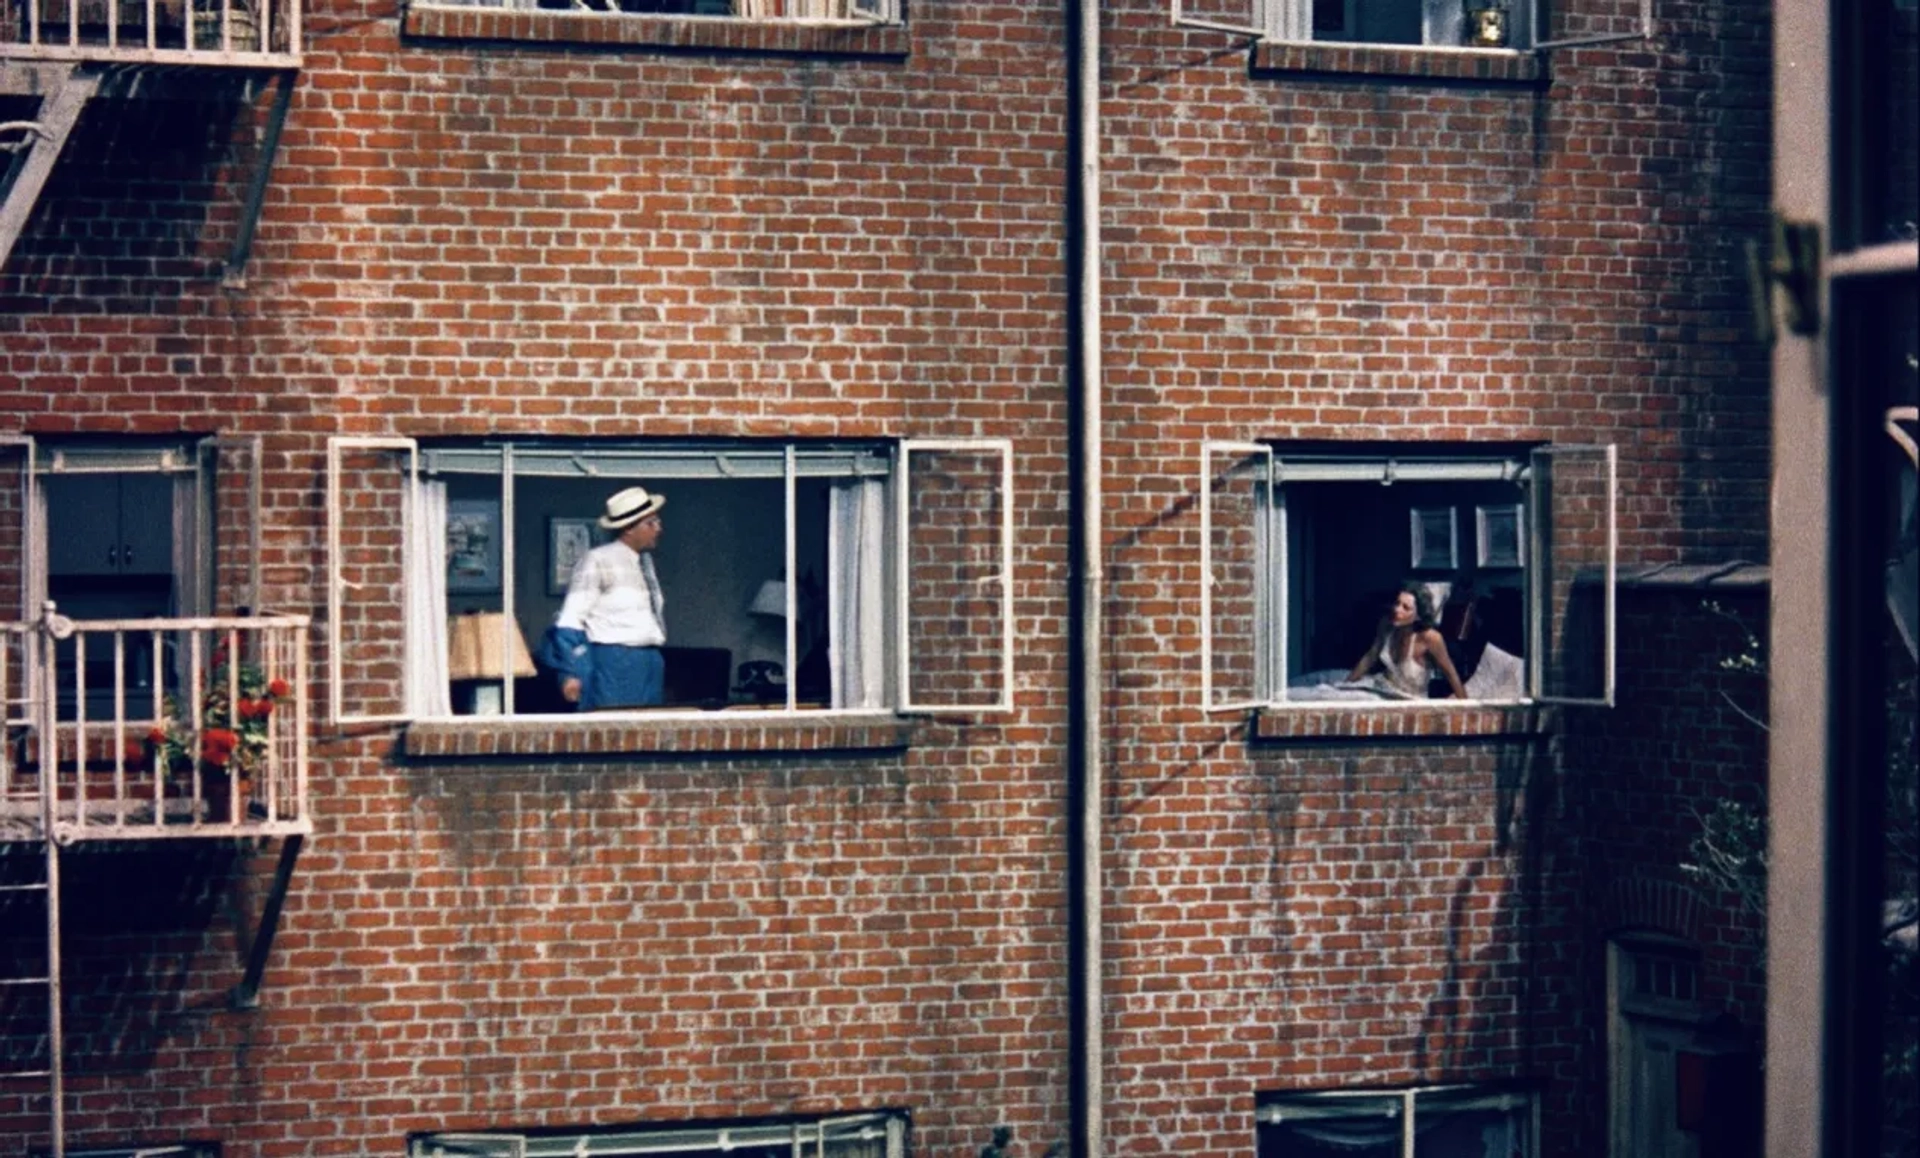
[1256,1085,1533,1157]
[410,1110,907,1157]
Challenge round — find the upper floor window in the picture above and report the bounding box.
[326,437,1012,725]
[1174,1,1570,50]
[1200,442,1616,710]
[418,0,901,24]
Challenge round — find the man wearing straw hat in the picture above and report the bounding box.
[544,485,669,709]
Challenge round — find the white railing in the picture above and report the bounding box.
[0,0,302,63]
[0,606,311,840]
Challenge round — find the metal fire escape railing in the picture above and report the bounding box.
[0,603,312,1158]
[0,0,302,277]
[0,0,303,65]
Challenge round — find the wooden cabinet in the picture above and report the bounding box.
[45,472,174,577]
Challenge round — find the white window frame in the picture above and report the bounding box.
[1196,442,1616,710]
[1200,441,1274,712]
[409,1110,907,1158]
[1172,0,1655,52]
[325,435,1014,726]
[326,436,418,728]
[897,437,1016,715]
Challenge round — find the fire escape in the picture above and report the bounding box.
[0,9,304,1156]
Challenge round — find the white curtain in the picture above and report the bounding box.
[405,478,452,717]
[828,477,887,709]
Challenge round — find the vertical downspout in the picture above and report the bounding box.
[1066,1,1103,1156]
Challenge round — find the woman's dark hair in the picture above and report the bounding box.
[1395,582,1438,630]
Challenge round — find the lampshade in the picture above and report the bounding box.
[748,578,789,618]
[446,612,536,681]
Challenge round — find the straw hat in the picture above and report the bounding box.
[598,485,667,530]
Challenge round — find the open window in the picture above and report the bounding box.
[1198,442,1615,709]
[1173,1,1654,51]
[325,436,1015,725]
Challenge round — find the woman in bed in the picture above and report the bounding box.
[1345,583,1469,699]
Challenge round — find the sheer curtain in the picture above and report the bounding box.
[405,478,452,717]
[828,477,887,709]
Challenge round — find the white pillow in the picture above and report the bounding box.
[1465,643,1524,701]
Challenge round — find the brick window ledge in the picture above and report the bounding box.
[1253,702,1554,742]
[404,711,919,759]
[401,7,911,58]
[1252,42,1544,85]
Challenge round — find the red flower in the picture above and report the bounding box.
[200,729,240,767]
[237,697,274,721]
[266,678,291,699]
[147,726,168,746]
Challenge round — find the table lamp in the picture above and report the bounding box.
[447,611,536,714]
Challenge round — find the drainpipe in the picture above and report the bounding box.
[1066,1,1103,1156]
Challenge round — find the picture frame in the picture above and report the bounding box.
[1409,506,1459,571]
[1476,503,1526,568]
[548,517,601,596]
[445,498,503,595]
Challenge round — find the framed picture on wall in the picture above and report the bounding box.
[549,517,600,595]
[446,499,503,595]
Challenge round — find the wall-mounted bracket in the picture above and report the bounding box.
[1747,215,1822,342]
[221,69,297,289]
[228,832,304,1011]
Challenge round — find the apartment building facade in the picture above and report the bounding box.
[0,1,1779,1155]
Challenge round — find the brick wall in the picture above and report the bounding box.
[0,0,1774,1154]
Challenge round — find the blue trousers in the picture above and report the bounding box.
[583,643,664,709]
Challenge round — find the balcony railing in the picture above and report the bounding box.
[0,0,301,64]
[0,606,311,841]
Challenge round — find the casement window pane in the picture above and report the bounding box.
[196,436,262,616]
[901,443,1010,712]
[326,439,416,725]
[1173,0,1268,38]
[1528,445,1616,705]
[1202,444,1270,710]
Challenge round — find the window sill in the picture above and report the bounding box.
[1252,41,1545,85]
[1252,701,1554,742]
[403,710,919,759]
[401,7,911,58]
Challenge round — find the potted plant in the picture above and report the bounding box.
[146,645,289,821]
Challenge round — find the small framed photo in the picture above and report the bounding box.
[548,517,601,596]
[1409,506,1459,571]
[1476,503,1526,568]
[446,499,502,595]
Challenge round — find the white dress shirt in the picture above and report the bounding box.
[555,540,666,647]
